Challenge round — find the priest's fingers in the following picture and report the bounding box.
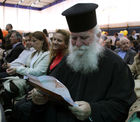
[26,89,35,100]
[69,101,91,121]
[32,89,48,105]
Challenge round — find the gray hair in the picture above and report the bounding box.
[11,30,22,42]
[120,37,130,44]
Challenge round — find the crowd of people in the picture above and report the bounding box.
[0,2,140,122]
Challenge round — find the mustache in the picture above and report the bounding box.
[72,45,89,51]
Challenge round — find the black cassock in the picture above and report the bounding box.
[41,49,136,122]
[13,49,136,122]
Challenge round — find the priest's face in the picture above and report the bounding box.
[67,26,104,73]
[70,28,95,56]
[71,28,94,47]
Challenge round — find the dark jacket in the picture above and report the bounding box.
[114,48,136,65]
[5,42,25,63]
[31,49,136,122]
[0,104,6,122]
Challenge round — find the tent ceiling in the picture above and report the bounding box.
[1,0,62,8]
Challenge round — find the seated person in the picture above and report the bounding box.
[0,33,34,78]
[104,38,116,51]
[0,30,25,71]
[10,3,136,122]
[129,45,140,97]
[48,29,70,72]
[114,37,136,65]
[1,31,50,110]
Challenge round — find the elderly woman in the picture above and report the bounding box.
[2,31,50,110]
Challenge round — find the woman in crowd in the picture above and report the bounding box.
[6,31,50,77]
[47,29,70,73]
[8,29,70,122]
[1,31,50,110]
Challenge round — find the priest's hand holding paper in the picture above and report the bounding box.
[69,101,91,121]
[32,88,49,105]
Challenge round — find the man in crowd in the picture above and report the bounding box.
[4,30,25,63]
[2,24,13,50]
[129,30,137,42]
[0,32,34,78]
[9,32,34,67]
[11,3,136,122]
[5,24,13,32]
[114,37,136,65]
[0,30,24,72]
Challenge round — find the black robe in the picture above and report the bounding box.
[39,49,136,122]
[12,49,136,122]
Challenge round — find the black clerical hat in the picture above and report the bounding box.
[62,3,98,32]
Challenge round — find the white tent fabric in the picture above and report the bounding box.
[0,0,139,32]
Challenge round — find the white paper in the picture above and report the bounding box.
[28,75,78,106]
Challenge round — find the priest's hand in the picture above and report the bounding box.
[69,101,91,121]
[26,88,35,100]
[32,88,48,105]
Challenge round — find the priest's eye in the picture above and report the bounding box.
[72,37,78,40]
[80,36,89,40]
[32,39,37,42]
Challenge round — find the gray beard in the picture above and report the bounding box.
[66,40,104,74]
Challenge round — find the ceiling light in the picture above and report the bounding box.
[35,0,40,4]
[31,3,35,6]
[18,0,24,4]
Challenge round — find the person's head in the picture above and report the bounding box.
[31,31,49,52]
[23,33,32,49]
[43,29,49,37]
[51,29,70,54]
[132,30,136,35]
[70,28,96,48]
[115,40,120,48]
[120,37,130,51]
[10,30,22,45]
[62,3,104,73]
[104,38,112,48]
[6,24,13,32]
[114,32,118,37]
[62,3,99,49]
